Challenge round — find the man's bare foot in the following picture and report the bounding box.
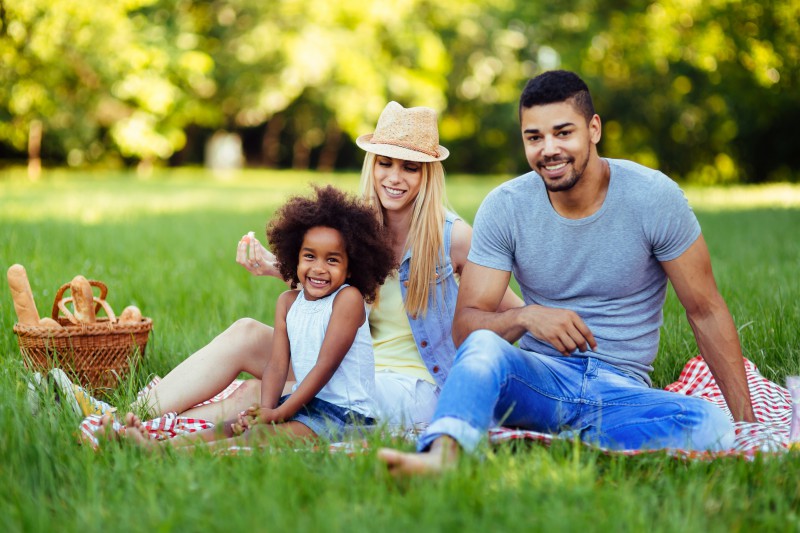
[377,436,460,476]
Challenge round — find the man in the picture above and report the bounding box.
[378,70,755,474]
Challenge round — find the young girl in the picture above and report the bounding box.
[117,185,395,448]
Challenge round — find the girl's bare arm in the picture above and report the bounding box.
[261,286,365,423]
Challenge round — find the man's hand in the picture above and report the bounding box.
[517,304,597,356]
[453,261,597,352]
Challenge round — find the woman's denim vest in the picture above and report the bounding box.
[397,212,459,389]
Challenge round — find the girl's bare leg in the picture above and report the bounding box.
[198,420,317,452]
[247,420,317,444]
[122,415,317,453]
[132,318,278,417]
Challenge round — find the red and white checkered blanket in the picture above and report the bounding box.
[488,355,793,458]
[80,356,795,457]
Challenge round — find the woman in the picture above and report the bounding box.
[124,102,522,429]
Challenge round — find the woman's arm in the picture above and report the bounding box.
[236,233,288,282]
[450,219,524,312]
[260,286,366,423]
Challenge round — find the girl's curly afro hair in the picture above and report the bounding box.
[266,185,396,303]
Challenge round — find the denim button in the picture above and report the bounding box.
[433,365,440,373]
[421,340,428,347]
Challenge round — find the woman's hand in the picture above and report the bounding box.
[236,232,281,278]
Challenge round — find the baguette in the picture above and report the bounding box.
[118,305,142,324]
[70,275,96,324]
[7,264,40,325]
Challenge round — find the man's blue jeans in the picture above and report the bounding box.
[417,330,735,453]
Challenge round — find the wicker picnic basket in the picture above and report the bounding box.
[13,280,152,390]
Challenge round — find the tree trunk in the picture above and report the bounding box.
[28,120,42,181]
[261,115,285,168]
[292,137,310,170]
[317,119,342,172]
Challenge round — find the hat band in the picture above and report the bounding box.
[371,138,439,158]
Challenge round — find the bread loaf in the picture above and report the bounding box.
[38,317,64,329]
[7,264,40,325]
[118,305,142,324]
[70,275,96,324]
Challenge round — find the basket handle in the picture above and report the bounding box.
[56,296,118,326]
[57,297,79,325]
[94,296,117,323]
[51,279,109,319]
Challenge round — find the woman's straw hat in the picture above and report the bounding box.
[356,101,449,162]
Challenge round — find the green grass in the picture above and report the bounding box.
[2,168,800,532]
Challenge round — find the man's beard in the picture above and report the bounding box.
[539,147,590,192]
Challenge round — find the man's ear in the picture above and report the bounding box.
[589,114,602,145]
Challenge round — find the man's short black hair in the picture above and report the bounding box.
[519,70,596,123]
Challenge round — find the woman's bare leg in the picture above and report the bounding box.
[177,378,296,423]
[132,318,277,417]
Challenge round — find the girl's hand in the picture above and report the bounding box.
[232,404,261,435]
[236,233,281,277]
[257,407,285,425]
[231,420,246,436]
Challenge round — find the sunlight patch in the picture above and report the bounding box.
[686,184,800,211]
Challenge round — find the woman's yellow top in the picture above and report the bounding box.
[369,275,436,384]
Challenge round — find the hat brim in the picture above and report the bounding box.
[356,134,449,162]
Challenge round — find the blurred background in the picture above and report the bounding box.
[1,0,798,183]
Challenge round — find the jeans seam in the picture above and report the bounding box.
[506,375,578,404]
[598,411,691,435]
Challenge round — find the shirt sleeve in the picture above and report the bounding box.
[467,188,515,272]
[646,174,701,262]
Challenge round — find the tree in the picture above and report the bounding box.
[505,0,800,182]
[1,0,798,182]
[0,0,213,170]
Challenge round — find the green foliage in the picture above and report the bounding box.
[1,1,799,181]
[1,171,800,531]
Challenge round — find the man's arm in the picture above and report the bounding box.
[450,219,524,314]
[661,235,756,422]
[453,261,596,355]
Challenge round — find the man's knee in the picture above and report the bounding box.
[458,330,507,359]
[681,399,735,451]
[453,330,515,374]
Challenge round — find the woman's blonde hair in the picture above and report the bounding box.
[359,152,447,317]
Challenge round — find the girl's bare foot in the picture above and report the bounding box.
[377,436,460,475]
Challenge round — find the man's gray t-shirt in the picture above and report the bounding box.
[469,158,701,386]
